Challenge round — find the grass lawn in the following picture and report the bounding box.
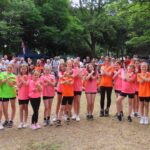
[0,92,150,150]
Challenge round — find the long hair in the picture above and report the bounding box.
[86,63,97,76]
[19,64,29,75]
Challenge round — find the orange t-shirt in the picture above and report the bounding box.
[137,72,150,97]
[34,66,43,73]
[100,65,114,87]
[61,76,74,97]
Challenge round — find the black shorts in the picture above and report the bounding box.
[2,97,16,102]
[85,92,97,94]
[115,90,121,94]
[61,96,74,105]
[57,91,62,95]
[140,97,150,103]
[135,91,138,95]
[74,91,82,96]
[43,96,54,100]
[120,92,134,99]
[18,99,29,105]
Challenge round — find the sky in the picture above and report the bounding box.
[72,0,79,3]
[70,0,80,7]
[71,0,79,5]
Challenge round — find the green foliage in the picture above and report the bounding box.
[126,2,150,48]
[0,0,149,57]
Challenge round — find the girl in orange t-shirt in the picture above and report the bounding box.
[34,59,43,74]
[132,60,140,117]
[56,65,74,126]
[137,62,150,125]
[99,57,114,117]
[53,62,66,122]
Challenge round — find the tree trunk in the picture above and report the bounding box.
[90,32,96,57]
[91,42,96,58]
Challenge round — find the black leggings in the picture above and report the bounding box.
[100,86,112,110]
[30,98,41,124]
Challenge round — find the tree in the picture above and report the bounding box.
[38,0,83,56]
[0,0,149,57]
[0,0,23,54]
[126,1,150,51]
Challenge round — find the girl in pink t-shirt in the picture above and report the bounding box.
[17,64,30,129]
[53,62,66,122]
[84,63,98,119]
[72,59,83,121]
[41,66,56,126]
[113,61,123,116]
[116,64,136,122]
[113,61,122,97]
[29,70,42,130]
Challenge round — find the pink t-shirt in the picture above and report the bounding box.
[41,74,56,97]
[17,75,30,100]
[28,74,32,80]
[85,73,98,93]
[113,68,122,91]
[57,71,64,93]
[29,79,41,98]
[121,70,136,94]
[73,67,82,92]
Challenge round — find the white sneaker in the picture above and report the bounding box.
[64,115,68,121]
[144,117,149,125]
[49,120,53,126]
[140,117,144,124]
[23,123,28,128]
[76,116,80,121]
[53,117,57,122]
[131,112,135,117]
[72,114,76,120]
[18,123,23,129]
[0,122,4,130]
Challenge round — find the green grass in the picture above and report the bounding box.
[26,141,62,150]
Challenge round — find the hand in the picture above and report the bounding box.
[23,75,28,80]
[64,72,68,76]
[37,83,40,88]
[91,70,94,75]
[3,78,8,83]
[44,78,49,82]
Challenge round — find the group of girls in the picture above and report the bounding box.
[114,60,150,124]
[0,63,56,130]
[0,59,85,129]
[0,57,150,130]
